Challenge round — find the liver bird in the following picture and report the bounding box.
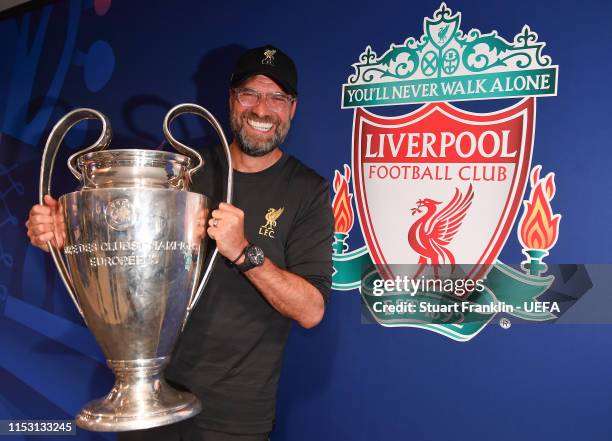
[437,24,450,44]
[408,185,474,277]
[264,207,284,229]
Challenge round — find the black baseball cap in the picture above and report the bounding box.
[230,45,298,96]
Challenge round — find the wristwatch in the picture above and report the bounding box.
[234,243,265,272]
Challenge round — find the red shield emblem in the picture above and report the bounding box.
[352,98,535,283]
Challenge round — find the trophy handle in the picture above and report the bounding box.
[39,108,113,319]
[162,104,234,325]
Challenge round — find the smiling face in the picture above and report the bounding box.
[229,75,296,157]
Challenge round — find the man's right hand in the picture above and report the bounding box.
[25,195,66,252]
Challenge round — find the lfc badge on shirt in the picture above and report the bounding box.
[259,207,284,238]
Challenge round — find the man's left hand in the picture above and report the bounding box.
[207,202,249,262]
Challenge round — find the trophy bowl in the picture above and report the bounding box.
[39,106,233,432]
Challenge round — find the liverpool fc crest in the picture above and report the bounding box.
[332,3,561,341]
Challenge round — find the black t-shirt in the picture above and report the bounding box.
[166,145,333,434]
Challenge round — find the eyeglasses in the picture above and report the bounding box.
[232,88,295,112]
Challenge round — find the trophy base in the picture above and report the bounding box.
[76,357,202,432]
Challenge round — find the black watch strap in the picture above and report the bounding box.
[231,245,249,265]
[236,256,256,273]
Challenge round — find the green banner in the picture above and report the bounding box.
[342,67,557,108]
[331,246,372,290]
[332,247,556,341]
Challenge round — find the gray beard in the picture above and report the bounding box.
[230,111,290,157]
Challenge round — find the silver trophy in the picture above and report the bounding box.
[39,104,233,432]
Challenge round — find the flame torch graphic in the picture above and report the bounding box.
[332,164,355,254]
[517,165,561,276]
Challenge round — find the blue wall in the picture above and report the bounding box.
[0,0,611,440]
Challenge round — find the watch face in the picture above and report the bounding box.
[247,245,265,266]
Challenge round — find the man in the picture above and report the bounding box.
[25,45,334,440]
